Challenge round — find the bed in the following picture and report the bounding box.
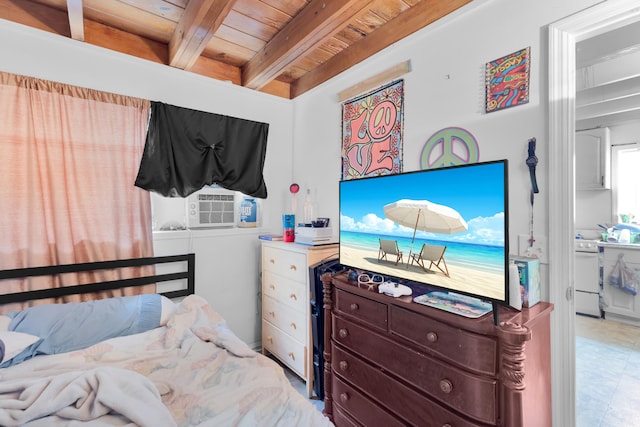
[0,254,333,426]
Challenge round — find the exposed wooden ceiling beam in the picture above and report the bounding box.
[291,0,473,98]
[0,0,474,100]
[242,0,375,90]
[66,0,84,41]
[0,0,286,98]
[169,0,236,70]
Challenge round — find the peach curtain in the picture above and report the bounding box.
[0,72,154,311]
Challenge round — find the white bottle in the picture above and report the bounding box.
[303,189,314,223]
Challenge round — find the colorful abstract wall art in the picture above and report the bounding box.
[485,47,530,113]
[341,79,404,180]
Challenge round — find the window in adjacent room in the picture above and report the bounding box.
[612,141,640,222]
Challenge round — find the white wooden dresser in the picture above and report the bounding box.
[261,240,338,397]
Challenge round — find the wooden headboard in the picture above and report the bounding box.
[0,254,195,305]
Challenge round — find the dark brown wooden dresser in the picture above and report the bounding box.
[321,273,554,427]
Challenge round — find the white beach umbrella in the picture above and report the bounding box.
[383,199,468,250]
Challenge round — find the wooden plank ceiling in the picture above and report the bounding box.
[575,20,640,129]
[0,0,472,99]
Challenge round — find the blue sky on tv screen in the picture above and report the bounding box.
[340,161,506,246]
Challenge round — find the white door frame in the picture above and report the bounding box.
[548,1,640,426]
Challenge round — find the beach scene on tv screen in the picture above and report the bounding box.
[340,162,506,301]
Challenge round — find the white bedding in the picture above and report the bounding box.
[0,295,333,427]
[0,367,174,427]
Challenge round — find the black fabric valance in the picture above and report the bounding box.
[135,102,269,198]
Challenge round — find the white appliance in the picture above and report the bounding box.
[574,239,601,317]
[186,186,236,228]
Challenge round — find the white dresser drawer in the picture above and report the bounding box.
[263,294,306,343]
[262,320,306,377]
[263,270,307,313]
[263,246,307,283]
[261,241,338,398]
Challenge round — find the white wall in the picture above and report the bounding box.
[293,0,599,270]
[293,0,600,296]
[0,18,294,345]
[0,0,615,423]
[291,0,602,425]
[0,18,294,235]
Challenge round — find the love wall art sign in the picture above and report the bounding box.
[341,79,404,180]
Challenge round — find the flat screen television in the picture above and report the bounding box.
[339,160,509,318]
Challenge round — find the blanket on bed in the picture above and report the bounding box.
[0,367,175,427]
[0,295,333,427]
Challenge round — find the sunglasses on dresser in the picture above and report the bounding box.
[357,273,384,290]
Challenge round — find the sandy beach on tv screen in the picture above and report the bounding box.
[341,245,505,301]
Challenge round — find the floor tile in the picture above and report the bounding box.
[268,354,325,412]
[576,315,640,427]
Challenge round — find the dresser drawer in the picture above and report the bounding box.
[262,321,306,377]
[263,270,308,313]
[263,246,306,282]
[333,345,482,427]
[390,306,498,376]
[263,294,306,343]
[335,289,387,332]
[332,405,361,427]
[334,315,497,424]
[332,375,405,427]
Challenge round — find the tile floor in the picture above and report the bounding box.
[267,354,325,412]
[282,364,325,412]
[576,314,640,426]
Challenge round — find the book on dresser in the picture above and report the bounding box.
[321,272,554,427]
[258,233,283,241]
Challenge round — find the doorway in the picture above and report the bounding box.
[549,2,640,426]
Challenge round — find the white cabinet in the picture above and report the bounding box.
[261,241,338,397]
[574,251,600,317]
[153,229,263,348]
[602,245,640,326]
[152,230,192,295]
[576,127,610,190]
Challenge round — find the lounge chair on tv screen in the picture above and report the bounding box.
[378,238,404,265]
[410,243,450,277]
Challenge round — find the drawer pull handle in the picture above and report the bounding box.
[269,258,275,264]
[340,392,349,403]
[269,311,275,318]
[288,352,295,361]
[349,303,359,311]
[439,379,453,394]
[267,336,273,344]
[269,284,276,290]
[339,360,349,371]
[289,264,297,271]
[339,328,349,339]
[290,293,297,301]
[290,322,297,330]
[427,331,438,343]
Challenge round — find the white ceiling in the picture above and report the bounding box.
[576,20,640,130]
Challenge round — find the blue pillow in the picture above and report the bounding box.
[1,294,162,367]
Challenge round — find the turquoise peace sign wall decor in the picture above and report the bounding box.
[420,127,480,169]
